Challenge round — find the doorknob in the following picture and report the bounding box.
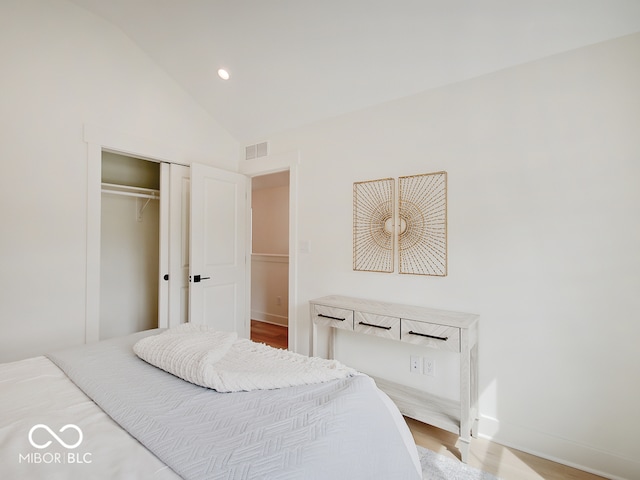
[193,275,210,283]
[163,274,169,281]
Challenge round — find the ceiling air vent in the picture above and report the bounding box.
[245,141,269,160]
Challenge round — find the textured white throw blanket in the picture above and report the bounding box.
[134,324,356,392]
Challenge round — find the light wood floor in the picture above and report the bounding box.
[407,418,606,480]
[250,321,605,480]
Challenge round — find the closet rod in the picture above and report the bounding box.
[102,190,158,200]
[101,182,159,200]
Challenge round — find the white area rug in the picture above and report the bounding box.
[418,446,501,480]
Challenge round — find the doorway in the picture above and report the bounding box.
[99,152,160,340]
[249,171,290,349]
[85,126,298,348]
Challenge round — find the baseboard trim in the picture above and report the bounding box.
[479,415,638,480]
[250,311,288,327]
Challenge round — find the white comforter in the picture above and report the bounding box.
[0,355,181,479]
[0,335,421,479]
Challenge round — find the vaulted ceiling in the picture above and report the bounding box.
[70,0,640,143]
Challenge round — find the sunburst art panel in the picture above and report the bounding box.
[353,178,395,273]
[398,172,447,276]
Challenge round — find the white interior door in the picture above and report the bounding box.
[189,163,248,337]
[158,163,170,328]
[168,163,191,327]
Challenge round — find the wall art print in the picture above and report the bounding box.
[352,178,395,273]
[353,172,447,276]
[398,172,447,276]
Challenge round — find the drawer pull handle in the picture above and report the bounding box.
[408,331,448,341]
[358,321,392,330]
[318,313,346,321]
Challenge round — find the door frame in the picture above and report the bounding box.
[84,124,188,343]
[84,125,299,350]
[240,150,300,353]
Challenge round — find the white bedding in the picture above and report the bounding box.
[0,336,421,479]
[0,356,180,479]
[133,324,357,392]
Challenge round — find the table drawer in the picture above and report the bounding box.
[313,304,354,330]
[354,311,400,340]
[400,319,460,352]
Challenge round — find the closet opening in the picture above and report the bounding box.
[249,171,290,350]
[100,152,161,340]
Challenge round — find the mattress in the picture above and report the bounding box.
[0,330,421,479]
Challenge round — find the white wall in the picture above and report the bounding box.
[251,255,289,326]
[252,185,290,255]
[0,0,239,362]
[265,33,640,479]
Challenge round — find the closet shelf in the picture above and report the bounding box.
[101,182,160,200]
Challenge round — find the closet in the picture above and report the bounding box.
[84,126,254,344]
[100,152,160,340]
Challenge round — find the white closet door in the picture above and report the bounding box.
[158,163,170,328]
[168,163,191,327]
[189,163,248,337]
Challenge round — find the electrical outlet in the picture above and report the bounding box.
[423,357,435,377]
[276,296,282,306]
[410,355,421,374]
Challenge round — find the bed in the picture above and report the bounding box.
[0,328,421,479]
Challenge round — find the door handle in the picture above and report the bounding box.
[192,274,210,283]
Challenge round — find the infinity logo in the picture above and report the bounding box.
[28,424,83,450]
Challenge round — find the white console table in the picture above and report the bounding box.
[309,295,479,463]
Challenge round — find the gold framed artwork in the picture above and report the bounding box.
[353,178,395,273]
[353,172,447,276]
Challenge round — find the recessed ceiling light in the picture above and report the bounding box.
[217,68,230,80]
